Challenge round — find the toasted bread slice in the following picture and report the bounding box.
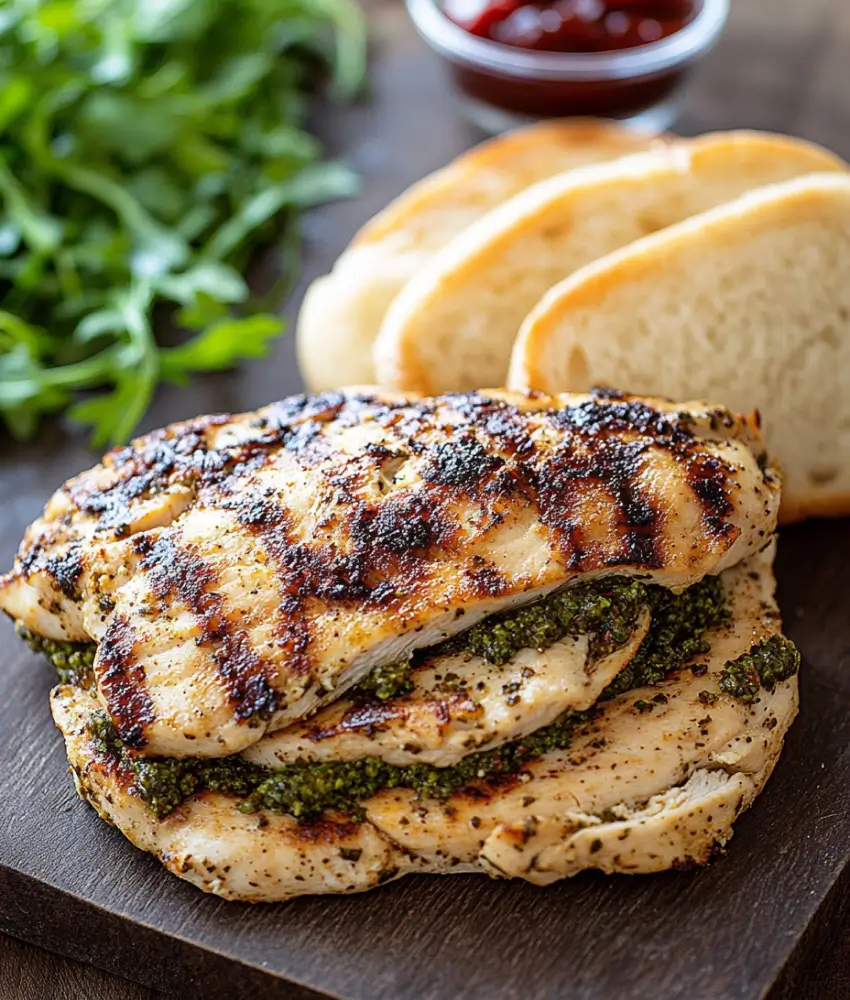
[508,173,850,523]
[296,120,662,391]
[373,132,846,394]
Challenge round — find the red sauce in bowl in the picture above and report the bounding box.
[438,0,704,122]
[407,0,724,128]
[449,60,686,119]
[443,0,696,54]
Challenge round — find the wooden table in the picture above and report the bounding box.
[2,0,849,996]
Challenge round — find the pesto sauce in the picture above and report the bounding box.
[239,708,592,820]
[439,576,650,666]
[88,706,592,821]
[601,574,726,699]
[350,659,415,701]
[82,574,729,821]
[718,635,800,702]
[15,623,96,688]
[349,575,666,702]
[89,711,267,818]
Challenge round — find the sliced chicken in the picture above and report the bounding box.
[243,611,649,767]
[362,550,790,859]
[4,389,779,757]
[478,767,769,883]
[49,549,797,901]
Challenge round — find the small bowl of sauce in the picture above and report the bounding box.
[406,0,729,132]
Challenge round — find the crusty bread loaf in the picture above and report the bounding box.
[373,132,846,395]
[508,173,850,523]
[296,120,661,391]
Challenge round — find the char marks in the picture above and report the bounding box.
[349,492,456,559]
[103,390,746,658]
[421,436,504,487]
[63,392,409,539]
[304,694,467,745]
[263,390,350,431]
[230,496,316,676]
[448,396,672,572]
[549,398,695,445]
[45,544,86,598]
[21,541,85,598]
[51,390,735,580]
[687,454,737,538]
[69,424,226,535]
[5,388,772,759]
[97,613,155,747]
[133,533,278,722]
[231,492,377,606]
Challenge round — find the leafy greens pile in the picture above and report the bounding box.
[0,0,365,446]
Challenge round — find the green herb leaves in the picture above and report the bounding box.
[0,0,366,445]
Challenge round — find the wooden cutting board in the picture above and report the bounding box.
[2,1,850,997]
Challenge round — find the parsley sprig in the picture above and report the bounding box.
[0,0,366,446]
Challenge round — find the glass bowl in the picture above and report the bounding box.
[405,0,730,133]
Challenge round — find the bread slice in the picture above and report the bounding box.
[373,132,846,395]
[296,120,662,391]
[508,173,850,523]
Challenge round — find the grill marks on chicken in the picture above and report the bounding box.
[135,533,279,721]
[49,549,797,901]
[0,390,780,757]
[97,613,154,749]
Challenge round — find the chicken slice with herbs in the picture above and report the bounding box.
[49,549,799,901]
[244,610,649,768]
[3,389,780,757]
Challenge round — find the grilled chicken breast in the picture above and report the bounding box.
[243,611,650,767]
[1,390,780,759]
[50,549,798,901]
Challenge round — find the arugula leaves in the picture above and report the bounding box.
[0,0,366,445]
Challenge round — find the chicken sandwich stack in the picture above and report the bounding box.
[0,389,800,901]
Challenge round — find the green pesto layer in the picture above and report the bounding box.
[89,576,731,819]
[718,635,800,701]
[18,576,799,823]
[89,630,800,823]
[352,573,718,701]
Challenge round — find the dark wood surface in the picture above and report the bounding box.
[2,0,850,997]
[0,935,162,1000]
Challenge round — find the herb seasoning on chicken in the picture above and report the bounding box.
[2,389,800,901]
